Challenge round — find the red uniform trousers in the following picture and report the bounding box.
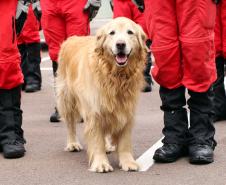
[40,0,90,62]
[17,6,40,45]
[0,0,23,89]
[145,0,217,92]
[113,0,148,35]
[215,1,226,58]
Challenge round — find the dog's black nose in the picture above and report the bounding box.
[116,41,126,51]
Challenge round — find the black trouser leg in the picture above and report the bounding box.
[0,86,25,145]
[18,44,27,89]
[213,56,226,121]
[160,86,188,145]
[187,87,216,148]
[52,61,58,78]
[143,40,153,92]
[50,61,60,122]
[26,42,42,87]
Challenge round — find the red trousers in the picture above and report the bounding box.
[145,0,217,92]
[17,6,40,45]
[40,0,90,62]
[113,0,148,35]
[215,1,226,58]
[0,0,23,89]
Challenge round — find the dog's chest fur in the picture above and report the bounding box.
[90,63,143,131]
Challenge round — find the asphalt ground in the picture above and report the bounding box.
[1,19,226,185]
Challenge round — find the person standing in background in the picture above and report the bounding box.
[213,0,226,122]
[40,0,101,122]
[0,0,29,159]
[111,0,153,92]
[144,0,219,164]
[17,4,42,93]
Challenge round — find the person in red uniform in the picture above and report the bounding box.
[213,1,226,122]
[111,0,153,92]
[17,5,42,92]
[0,0,29,158]
[40,0,101,122]
[143,0,219,164]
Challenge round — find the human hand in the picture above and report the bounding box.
[84,0,101,21]
[131,0,145,12]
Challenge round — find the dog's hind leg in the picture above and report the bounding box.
[105,135,116,154]
[65,118,83,152]
[57,88,83,152]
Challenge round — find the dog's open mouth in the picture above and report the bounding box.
[115,52,129,66]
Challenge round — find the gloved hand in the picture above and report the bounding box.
[131,0,145,12]
[16,0,31,35]
[84,0,101,21]
[31,0,42,22]
[212,0,221,4]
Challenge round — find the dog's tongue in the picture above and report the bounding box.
[116,55,127,64]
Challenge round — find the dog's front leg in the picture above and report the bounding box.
[117,123,139,171]
[85,120,113,173]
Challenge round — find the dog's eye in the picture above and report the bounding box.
[109,31,115,35]
[127,30,134,35]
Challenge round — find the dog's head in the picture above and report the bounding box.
[95,17,148,67]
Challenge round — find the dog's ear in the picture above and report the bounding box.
[95,26,107,54]
[136,25,149,52]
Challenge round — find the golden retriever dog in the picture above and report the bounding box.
[56,17,148,173]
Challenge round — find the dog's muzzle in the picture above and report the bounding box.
[114,41,131,66]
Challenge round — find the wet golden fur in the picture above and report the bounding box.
[56,17,148,172]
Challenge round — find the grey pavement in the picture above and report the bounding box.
[1,19,226,185]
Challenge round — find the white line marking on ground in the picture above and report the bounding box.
[136,137,163,172]
[41,67,52,71]
[41,57,50,62]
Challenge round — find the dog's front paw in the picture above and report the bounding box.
[65,142,83,152]
[120,160,139,172]
[89,161,114,173]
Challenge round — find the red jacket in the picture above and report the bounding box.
[17,5,40,45]
[113,0,148,35]
[215,1,226,58]
[0,0,23,89]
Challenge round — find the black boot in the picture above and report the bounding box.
[0,86,26,158]
[189,144,214,164]
[187,88,216,164]
[19,43,42,93]
[213,56,226,122]
[50,107,60,123]
[50,61,60,122]
[153,86,188,162]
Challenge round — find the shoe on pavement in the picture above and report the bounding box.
[50,108,60,122]
[189,144,214,164]
[25,84,41,93]
[2,140,26,159]
[153,144,187,163]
